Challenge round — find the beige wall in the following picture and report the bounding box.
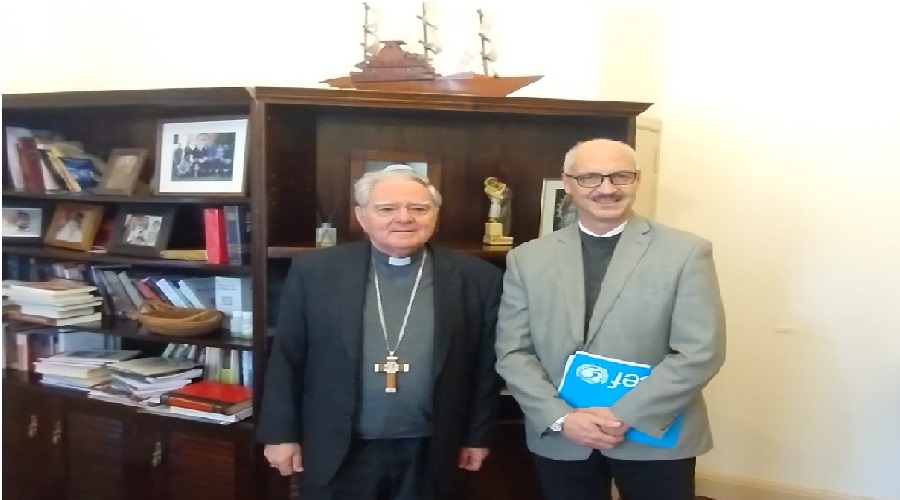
[3,2,899,499]
[653,3,900,500]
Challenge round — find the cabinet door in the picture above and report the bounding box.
[161,425,256,500]
[63,401,128,500]
[1,384,66,500]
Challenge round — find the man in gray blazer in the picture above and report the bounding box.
[495,138,726,500]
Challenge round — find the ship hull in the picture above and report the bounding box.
[321,72,543,97]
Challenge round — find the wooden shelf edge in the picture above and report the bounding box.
[1,245,252,274]
[5,317,255,351]
[2,189,250,205]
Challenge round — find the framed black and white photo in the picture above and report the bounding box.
[107,204,176,257]
[2,206,45,241]
[539,178,577,237]
[155,116,249,195]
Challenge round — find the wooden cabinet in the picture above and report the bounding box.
[2,374,257,500]
[2,87,649,499]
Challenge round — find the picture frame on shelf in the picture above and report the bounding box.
[539,178,576,237]
[107,204,177,257]
[155,116,249,195]
[43,202,105,251]
[348,149,443,236]
[94,148,149,195]
[2,201,49,242]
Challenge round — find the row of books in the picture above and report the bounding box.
[5,126,104,192]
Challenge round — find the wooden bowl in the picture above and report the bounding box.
[137,302,224,338]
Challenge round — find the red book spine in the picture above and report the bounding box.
[203,208,227,264]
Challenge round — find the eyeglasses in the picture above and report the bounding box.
[369,203,435,218]
[564,171,640,188]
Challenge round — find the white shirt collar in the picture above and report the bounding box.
[578,220,626,238]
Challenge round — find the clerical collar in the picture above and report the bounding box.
[370,245,426,267]
[578,220,626,238]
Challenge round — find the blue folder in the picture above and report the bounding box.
[557,351,683,448]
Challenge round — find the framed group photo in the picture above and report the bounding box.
[539,178,578,237]
[107,204,177,257]
[44,202,105,251]
[348,149,442,235]
[155,116,249,195]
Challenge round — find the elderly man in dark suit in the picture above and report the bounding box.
[257,166,503,500]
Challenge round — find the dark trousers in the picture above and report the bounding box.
[304,437,432,500]
[532,451,696,500]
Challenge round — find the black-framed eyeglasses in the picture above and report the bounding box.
[564,171,640,188]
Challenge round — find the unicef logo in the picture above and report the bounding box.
[575,363,608,385]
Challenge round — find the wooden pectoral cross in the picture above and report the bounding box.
[374,355,409,393]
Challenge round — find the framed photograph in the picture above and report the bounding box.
[349,149,443,235]
[95,148,148,194]
[2,206,45,240]
[539,178,577,237]
[107,204,177,257]
[155,116,249,195]
[44,202,105,251]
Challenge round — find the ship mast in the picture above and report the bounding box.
[477,8,497,77]
[417,3,440,63]
[361,2,380,61]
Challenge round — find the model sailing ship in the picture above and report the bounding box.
[321,4,543,97]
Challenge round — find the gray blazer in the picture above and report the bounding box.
[495,216,726,461]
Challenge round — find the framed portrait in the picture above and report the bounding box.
[44,202,105,251]
[2,204,47,241]
[348,149,443,235]
[95,148,148,195]
[539,178,577,237]
[107,204,177,257]
[155,116,249,195]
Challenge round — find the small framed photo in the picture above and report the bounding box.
[44,202,105,251]
[107,205,177,257]
[2,206,46,241]
[95,148,148,195]
[349,149,442,235]
[539,178,577,237]
[155,116,249,195]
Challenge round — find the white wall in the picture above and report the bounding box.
[0,1,602,99]
[655,3,900,499]
[3,1,899,499]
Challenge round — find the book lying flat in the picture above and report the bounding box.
[558,351,683,448]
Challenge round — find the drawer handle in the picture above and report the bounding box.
[52,421,62,444]
[151,441,163,467]
[27,415,37,438]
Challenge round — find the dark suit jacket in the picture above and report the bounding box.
[257,241,503,496]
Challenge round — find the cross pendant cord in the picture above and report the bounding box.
[373,251,427,356]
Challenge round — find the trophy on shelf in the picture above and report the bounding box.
[483,176,514,246]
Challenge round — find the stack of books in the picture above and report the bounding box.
[88,356,202,406]
[159,380,253,424]
[5,281,103,326]
[34,349,141,390]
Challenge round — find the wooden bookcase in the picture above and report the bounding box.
[1,87,649,500]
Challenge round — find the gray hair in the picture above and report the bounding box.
[562,139,637,174]
[353,168,443,209]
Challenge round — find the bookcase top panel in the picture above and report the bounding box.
[2,86,652,118]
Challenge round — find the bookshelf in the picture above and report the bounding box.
[2,87,649,500]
